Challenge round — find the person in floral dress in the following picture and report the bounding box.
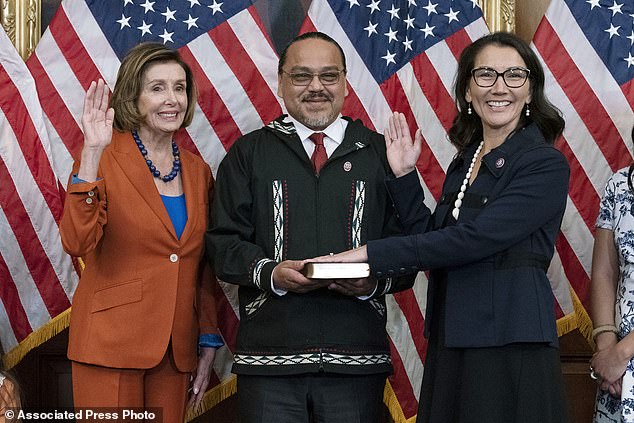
[592,132,634,422]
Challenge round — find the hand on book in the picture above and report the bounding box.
[312,245,369,263]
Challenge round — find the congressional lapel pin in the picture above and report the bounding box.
[343,161,352,172]
[495,158,505,168]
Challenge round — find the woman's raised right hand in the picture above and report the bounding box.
[81,79,114,150]
[384,112,423,178]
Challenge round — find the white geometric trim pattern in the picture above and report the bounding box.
[245,291,270,317]
[253,258,275,290]
[352,180,366,248]
[368,299,386,318]
[234,351,391,366]
[272,180,284,262]
[382,277,393,295]
[267,119,296,135]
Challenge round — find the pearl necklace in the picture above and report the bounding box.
[451,140,484,220]
[132,130,181,183]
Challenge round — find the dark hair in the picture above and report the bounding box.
[448,32,564,152]
[278,32,347,74]
[110,42,197,131]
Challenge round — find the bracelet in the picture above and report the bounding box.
[591,324,618,340]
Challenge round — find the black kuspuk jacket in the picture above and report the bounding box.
[207,116,415,375]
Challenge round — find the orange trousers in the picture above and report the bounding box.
[72,347,189,422]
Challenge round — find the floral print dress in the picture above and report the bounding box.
[595,167,634,422]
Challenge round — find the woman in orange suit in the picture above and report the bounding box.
[59,43,222,421]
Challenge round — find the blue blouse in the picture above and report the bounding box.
[160,194,187,239]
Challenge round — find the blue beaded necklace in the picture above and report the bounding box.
[132,130,181,183]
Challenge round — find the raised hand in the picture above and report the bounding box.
[81,79,114,150]
[384,111,422,177]
[77,79,115,182]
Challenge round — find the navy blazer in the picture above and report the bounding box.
[367,123,570,348]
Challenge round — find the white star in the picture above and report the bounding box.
[420,22,435,38]
[628,30,634,45]
[586,0,600,9]
[382,50,396,66]
[137,20,152,36]
[367,0,380,15]
[140,0,155,14]
[402,36,413,52]
[116,14,131,29]
[364,21,378,37]
[208,0,223,14]
[404,14,415,30]
[346,0,360,7]
[605,23,621,38]
[470,0,479,7]
[161,6,177,22]
[625,52,634,68]
[445,8,460,23]
[123,0,133,6]
[384,27,398,43]
[159,28,174,44]
[408,0,417,6]
[423,0,438,16]
[387,5,400,20]
[184,14,199,29]
[608,1,623,16]
[188,0,200,6]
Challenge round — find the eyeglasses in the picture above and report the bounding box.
[281,69,346,86]
[471,66,530,88]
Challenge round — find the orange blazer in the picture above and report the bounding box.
[60,131,219,372]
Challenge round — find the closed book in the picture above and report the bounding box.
[302,262,370,279]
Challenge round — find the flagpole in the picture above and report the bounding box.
[0,0,41,60]
[479,0,516,33]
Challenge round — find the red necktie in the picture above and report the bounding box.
[309,132,328,175]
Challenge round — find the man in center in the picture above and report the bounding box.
[207,32,415,423]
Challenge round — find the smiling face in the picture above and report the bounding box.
[137,61,187,139]
[277,38,348,131]
[465,44,532,141]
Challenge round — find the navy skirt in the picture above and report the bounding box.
[417,277,570,423]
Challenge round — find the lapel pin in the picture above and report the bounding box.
[495,158,505,168]
[343,161,352,172]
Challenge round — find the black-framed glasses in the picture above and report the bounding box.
[471,66,530,88]
[281,69,346,86]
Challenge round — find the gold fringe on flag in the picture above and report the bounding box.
[555,285,592,344]
[2,308,71,370]
[185,374,237,422]
[383,379,416,423]
[571,287,593,346]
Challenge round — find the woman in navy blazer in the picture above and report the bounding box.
[320,32,570,422]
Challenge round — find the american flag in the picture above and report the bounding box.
[0,24,77,367]
[532,0,634,342]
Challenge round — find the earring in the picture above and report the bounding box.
[525,104,530,117]
[467,103,472,115]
